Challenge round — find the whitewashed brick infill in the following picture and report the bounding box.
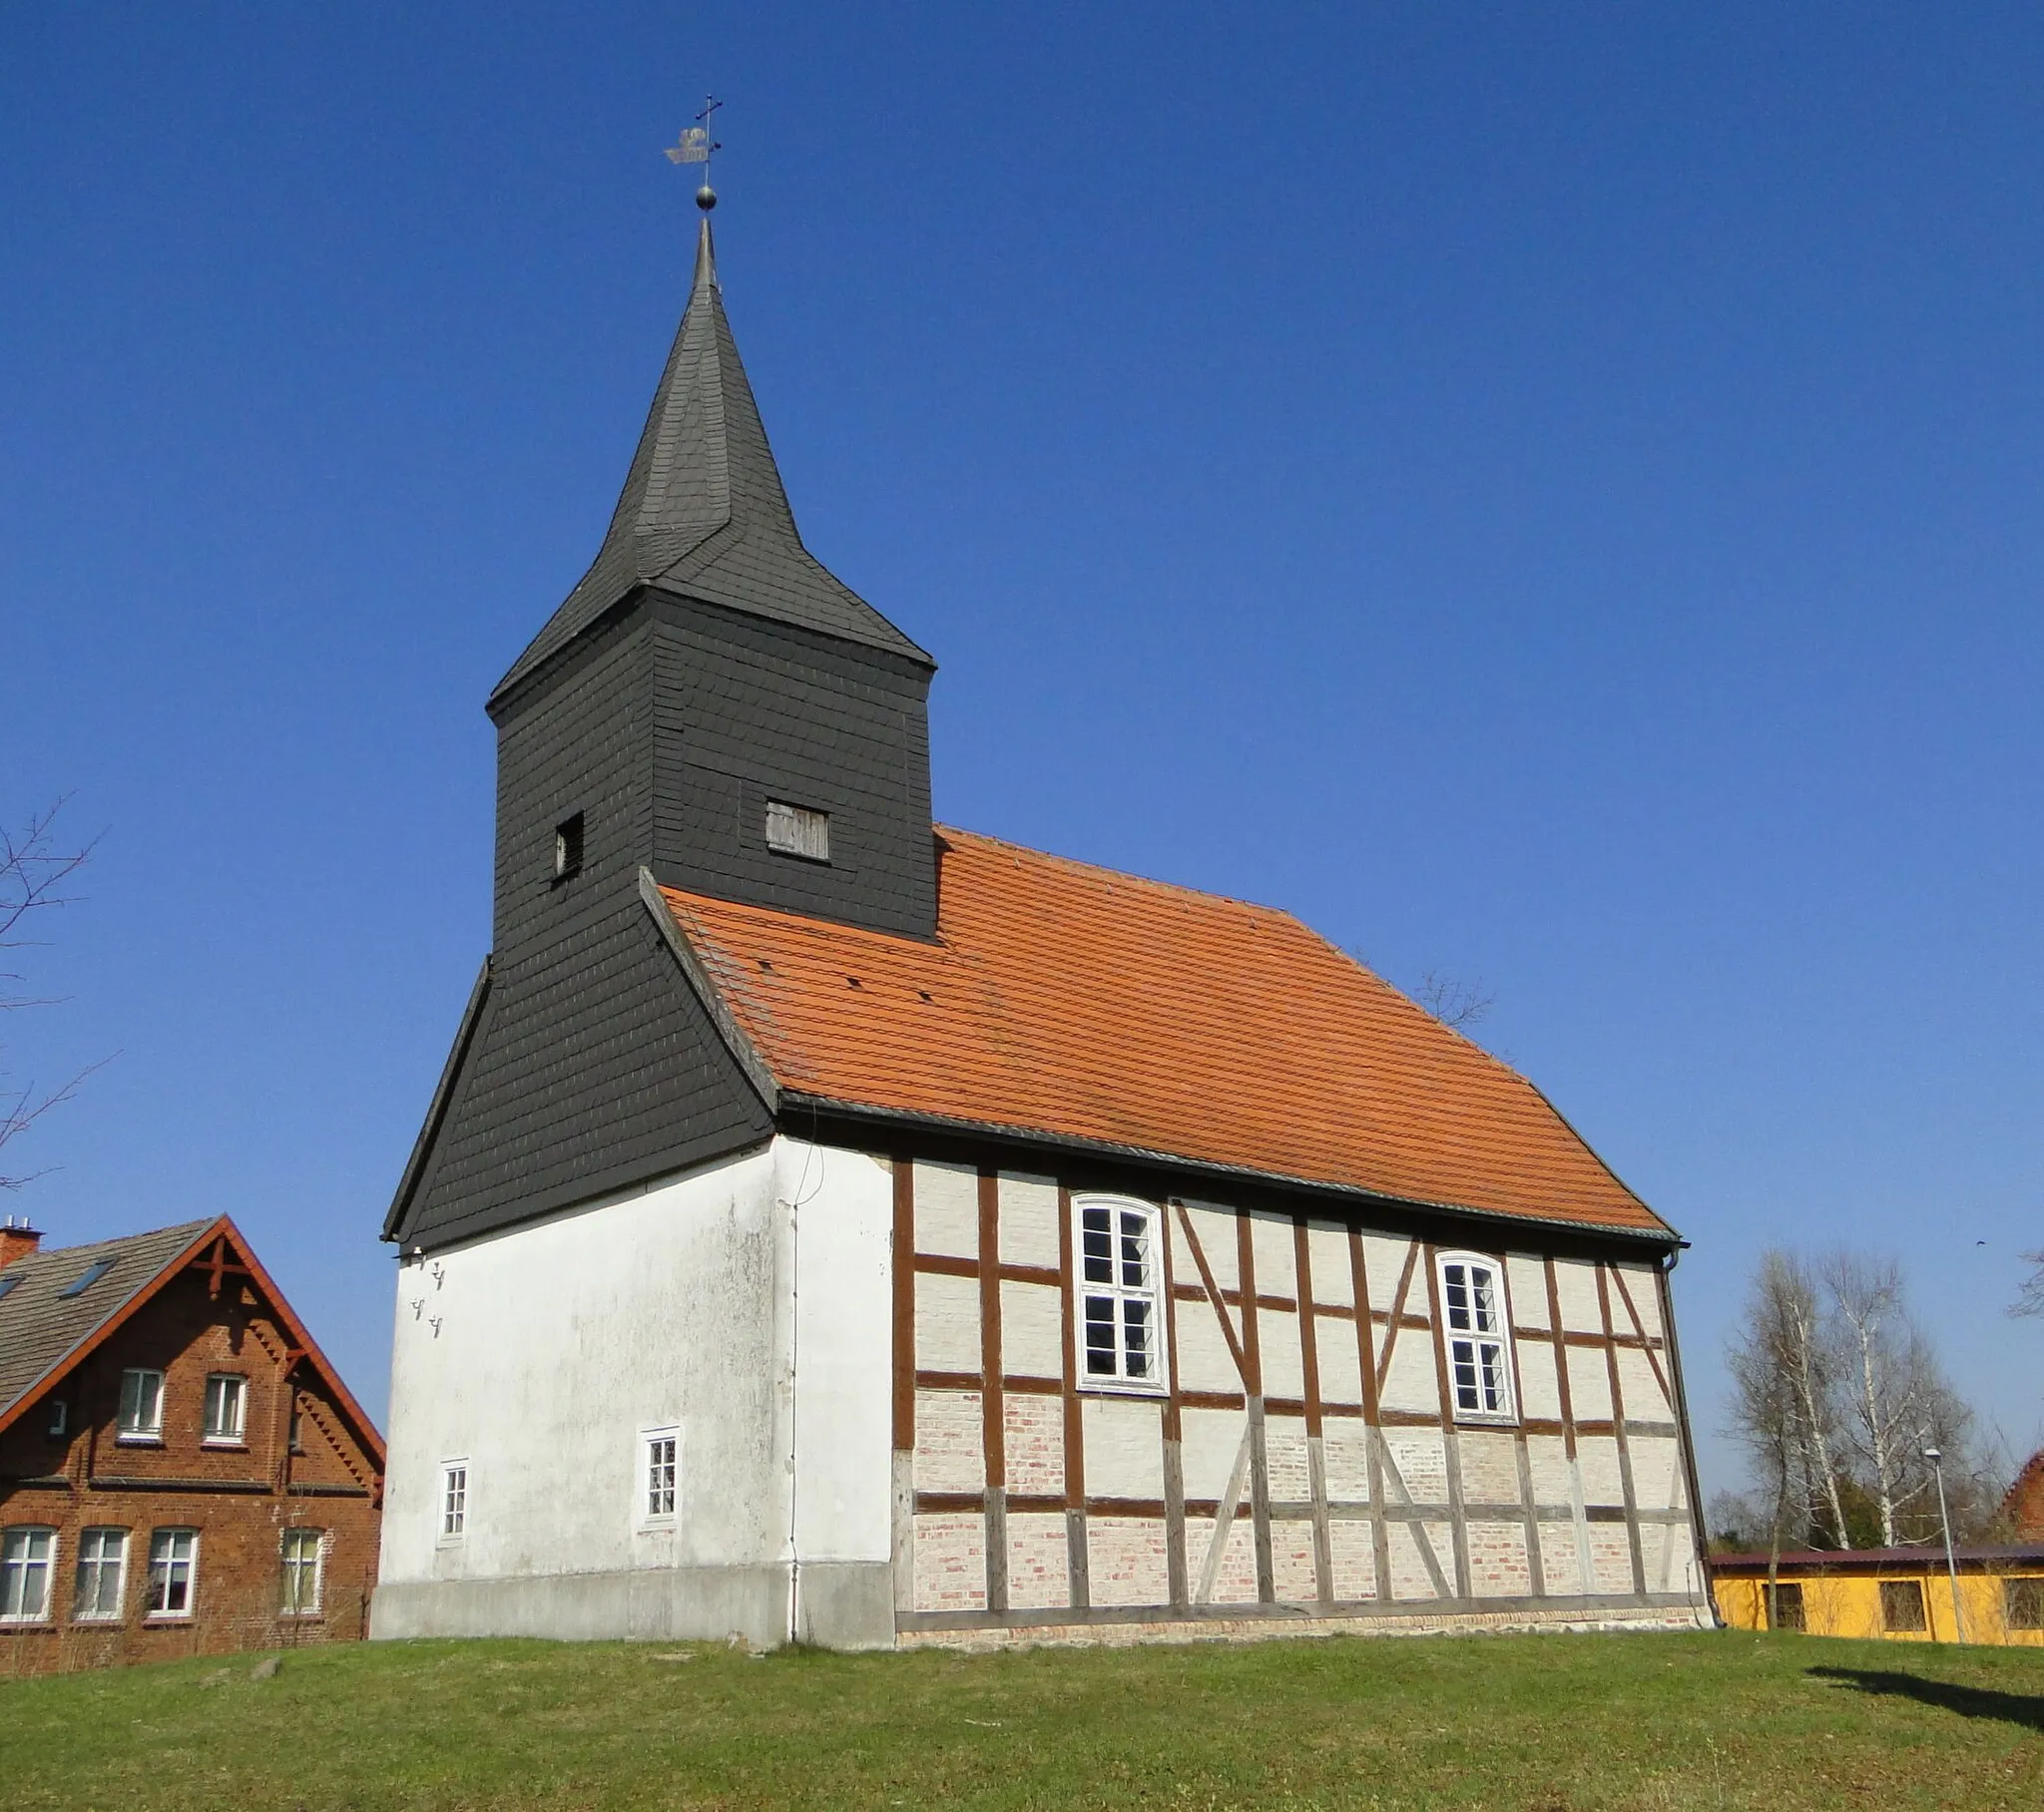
[1266,1419,1310,1504]
[913,1514,987,1612]
[1565,1345,1615,1422]
[999,1280,1063,1379]
[1321,1420,1370,1502]
[1304,1224,1354,1308]
[1329,1519,1376,1600]
[1539,1521,1585,1596]
[1087,1517,1170,1608]
[914,1272,981,1375]
[1081,1395,1164,1501]
[1314,1315,1364,1406]
[912,1160,979,1260]
[1466,1521,1533,1597]
[913,1389,983,1494]
[1003,1394,1063,1498]
[1458,1430,1519,1505]
[995,1173,1060,1269]
[1005,1512,1070,1610]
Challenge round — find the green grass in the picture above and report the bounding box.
[3,1629,2042,1810]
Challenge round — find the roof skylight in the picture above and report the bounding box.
[57,1260,115,1299]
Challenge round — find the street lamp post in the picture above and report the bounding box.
[1923,1445,1967,1644]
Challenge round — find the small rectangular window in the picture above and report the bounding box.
[643,1430,679,1524]
[73,1528,128,1621]
[2004,1578,2044,1631]
[203,1374,247,1444]
[1768,1581,1805,1630]
[46,1398,68,1439]
[146,1529,198,1618]
[1880,1578,1928,1633]
[440,1463,468,1541]
[279,1529,324,1615]
[553,811,584,882]
[1075,1196,1165,1391]
[765,800,830,862]
[117,1368,165,1441]
[1439,1253,1516,1421]
[0,1527,56,1622]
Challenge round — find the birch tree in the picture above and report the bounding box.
[1822,1251,1972,1548]
[1726,1249,1851,1552]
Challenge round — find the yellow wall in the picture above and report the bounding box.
[1713,1568,2044,1645]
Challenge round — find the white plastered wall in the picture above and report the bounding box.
[373,1136,894,1647]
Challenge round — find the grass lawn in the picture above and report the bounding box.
[3,1628,2042,1810]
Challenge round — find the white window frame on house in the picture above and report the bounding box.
[202,1373,248,1446]
[1437,1251,1516,1423]
[279,1528,324,1616]
[640,1427,680,1528]
[1073,1194,1167,1394]
[117,1368,165,1443]
[73,1527,129,1622]
[439,1461,469,1543]
[0,1527,57,1623]
[145,1528,198,1619]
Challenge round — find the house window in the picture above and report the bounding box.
[1438,1252,1515,1421]
[0,1528,56,1623]
[145,1529,198,1618]
[440,1463,468,1541]
[279,1529,324,1615]
[203,1374,248,1445]
[765,799,829,862]
[73,1528,129,1621]
[2004,1578,2044,1631]
[1880,1579,1928,1633]
[117,1368,165,1441]
[643,1429,679,1523]
[553,812,584,882]
[289,1404,304,1453]
[1767,1582,1805,1630]
[1075,1195,1165,1390]
[46,1398,68,1439]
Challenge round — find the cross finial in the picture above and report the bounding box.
[665,95,723,212]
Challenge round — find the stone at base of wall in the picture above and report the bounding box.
[896,1601,1714,1652]
[370,1562,894,1651]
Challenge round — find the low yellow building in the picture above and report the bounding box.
[1712,1546,2044,1645]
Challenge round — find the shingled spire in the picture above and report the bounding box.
[492,219,929,708]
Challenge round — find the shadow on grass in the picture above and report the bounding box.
[1807,1666,2044,1733]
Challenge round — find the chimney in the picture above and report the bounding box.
[0,1215,44,1267]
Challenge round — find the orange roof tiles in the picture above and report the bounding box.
[659,827,1670,1238]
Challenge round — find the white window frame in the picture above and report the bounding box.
[202,1373,248,1446]
[0,1527,57,1623]
[279,1528,324,1616]
[73,1527,129,1622]
[439,1461,469,1543]
[640,1427,680,1528]
[1437,1250,1516,1423]
[145,1528,198,1619]
[1073,1194,1168,1395]
[117,1367,165,1442]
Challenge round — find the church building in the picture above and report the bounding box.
[373,206,1714,1649]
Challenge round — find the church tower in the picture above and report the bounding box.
[386,219,937,1252]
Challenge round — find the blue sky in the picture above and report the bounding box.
[7,4,2042,1505]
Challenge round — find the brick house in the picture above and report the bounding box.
[373,208,1713,1649]
[2005,1450,2044,1538]
[0,1216,383,1673]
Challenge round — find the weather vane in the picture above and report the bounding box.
[665,95,723,211]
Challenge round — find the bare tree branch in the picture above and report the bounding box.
[1414,971,1496,1033]
[0,798,102,1189]
[2011,1248,2044,1319]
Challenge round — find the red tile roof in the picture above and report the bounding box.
[659,828,1670,1238]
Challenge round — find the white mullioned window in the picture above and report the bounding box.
[279,1529,324,1615]
[146,1529,198,1618]
[203,1373,248,1444]
[73,1528,129,1621]
[640,1428,680,1525]
[1438,1251,1515,1421]
[117,1368,165,1440]
[1076,1195,1166,1391]
[440,1462,468,1541]
[1,1527,57,1622]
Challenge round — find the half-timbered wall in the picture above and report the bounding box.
[892,1159,1709,1642]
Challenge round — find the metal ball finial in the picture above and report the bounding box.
[696,185,717,212]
